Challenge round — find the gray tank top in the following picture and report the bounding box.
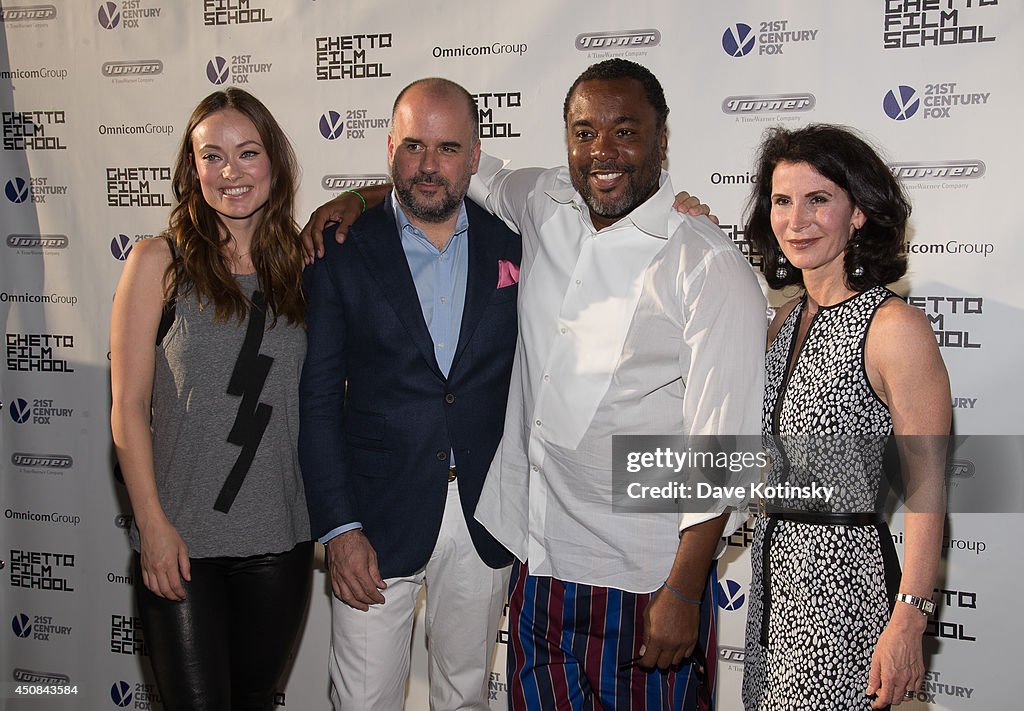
[130,272,310,557]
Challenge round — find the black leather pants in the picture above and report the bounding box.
[134,541,313,711]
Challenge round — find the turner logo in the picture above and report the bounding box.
[884,0,997,49]
[7,234,69,251]
[720,645,746,665]
[722,93,815,114]
[0,5,57,23]
[12,452,73,471]
[101,60,163,79]
[315,34,393,81]
[722,24,755,56]
[575,29,660,54]
[321,174,390,192]
[14,668,71,684]
[206,54,273,86]
[891,160,985,181]
[717,579,746,611]
[97,1,161,30]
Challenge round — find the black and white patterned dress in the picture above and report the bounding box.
[742,286,903,711]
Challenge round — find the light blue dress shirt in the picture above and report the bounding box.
[320,195,470,544]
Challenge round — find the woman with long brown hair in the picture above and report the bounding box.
[111,87,311,710]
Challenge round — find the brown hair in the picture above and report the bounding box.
[166,87,303,326]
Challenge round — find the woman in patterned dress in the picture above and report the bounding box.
[739,124,950,710]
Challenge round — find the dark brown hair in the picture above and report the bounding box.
[745,124,910,291]
[167,87,303,326]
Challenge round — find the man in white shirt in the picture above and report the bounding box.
[468,59,765,710]
[301,59,765,711]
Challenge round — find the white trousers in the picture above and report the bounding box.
[329,480,510,710]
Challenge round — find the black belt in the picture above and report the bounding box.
[764,509,883,526]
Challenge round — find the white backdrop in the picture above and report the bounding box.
[2,1,1021,709]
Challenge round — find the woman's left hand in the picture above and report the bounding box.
[866,608,927,707]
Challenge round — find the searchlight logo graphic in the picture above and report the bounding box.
[717,579,746,611]
[207,56,229,85]
[883,85,921,120]
[318,111,345,141]
[6,177,29,203]
[12,613,31,638]
[722,24,755,56]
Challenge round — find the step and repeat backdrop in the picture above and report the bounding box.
[2,1,1021,709]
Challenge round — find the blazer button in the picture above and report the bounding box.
[445,393,456,404]
[436,450,448,461]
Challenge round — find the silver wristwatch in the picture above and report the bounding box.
[895,593,935,616]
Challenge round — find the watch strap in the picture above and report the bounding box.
[895,592,935,616]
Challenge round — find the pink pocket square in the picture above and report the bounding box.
[497,259,520,288]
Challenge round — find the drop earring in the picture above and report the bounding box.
[775,253,789,280]
[849,230,865,278]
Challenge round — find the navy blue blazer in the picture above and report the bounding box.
[298,197,519,577]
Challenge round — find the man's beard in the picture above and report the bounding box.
[391,166,468,223]
[571,155,661,221]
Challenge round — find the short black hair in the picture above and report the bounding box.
[562,58,669,128]
[392,77,479,142]
[745,124,911,291]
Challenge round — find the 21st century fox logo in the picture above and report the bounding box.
[96,1,161,30]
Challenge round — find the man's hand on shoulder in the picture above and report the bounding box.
[672,191,718,225]
[300,184,392,263]
[325,529,387,611]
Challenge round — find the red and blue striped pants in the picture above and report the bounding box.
[506,560,718,711]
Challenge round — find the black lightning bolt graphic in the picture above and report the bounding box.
[215,290,273,513]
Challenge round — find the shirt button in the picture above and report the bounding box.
[543,374,550,382]
[440,296,447,303]
[535,419,542,427]
[436,450,448,461]
[576,279,582,286]
[560,327,567,334]
[531,465,539,473]
[445,393,456,404]
[437,341,445,349]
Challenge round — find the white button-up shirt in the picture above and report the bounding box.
[471,154,766,592]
